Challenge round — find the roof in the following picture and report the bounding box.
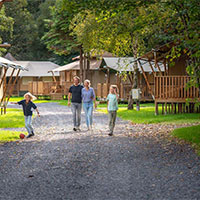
[6,61,60,77]
[103,57,165,73]
[0,57,25,70]
[72,51,115,61]
[4,53,17,61]
[52,59,102,72]
[139,42,177,62]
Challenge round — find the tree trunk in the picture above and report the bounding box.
[128,34,139,110]
[79,47,83,83]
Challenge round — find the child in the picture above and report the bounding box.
[12,92,40,138]
[106,85,119,136]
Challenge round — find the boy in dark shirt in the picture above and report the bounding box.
[68,76,83,131]
[12,92,40,138]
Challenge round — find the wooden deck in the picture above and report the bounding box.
[154,76,200,114]
[28,81,62,96]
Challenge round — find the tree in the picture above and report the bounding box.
[0,5,13,56]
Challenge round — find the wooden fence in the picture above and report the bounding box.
[155,76,200,102]
[28,81,61,96]
[154,76,200,114]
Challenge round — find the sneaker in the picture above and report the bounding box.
[31,131,35,136]
[26,134,33,138]
[73,127,77,131]
[108,132,113,136]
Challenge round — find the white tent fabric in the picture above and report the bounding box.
[6,61,60,77]
[0,57,25,70]
[103,57,165,73]
[52,60,102,72]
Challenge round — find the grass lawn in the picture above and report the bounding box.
[172,125,200,155]
[0,130,22,143]
[8,96,68,105]
[98,104,200,124]
[0,108,25,128]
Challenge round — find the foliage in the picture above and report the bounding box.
[42,0,80,56]
[0,6,13,56]
[172,125,200,155]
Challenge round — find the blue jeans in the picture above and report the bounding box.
[71,103,82,128]
[83,102,93,128]
[25,115,33,135]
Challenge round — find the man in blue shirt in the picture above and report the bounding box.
[68,76,83,131]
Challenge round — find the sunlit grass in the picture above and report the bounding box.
[98,105,200,124]
[172,125,200,155]
[0,108,25,128]
[8,96,68,105]
[0,130,22,143]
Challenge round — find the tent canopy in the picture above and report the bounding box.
[52,59,102,72]
[0,57,26,70]
[102,57,165,73]
[6,61,60,77]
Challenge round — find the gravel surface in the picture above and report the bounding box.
[0,102,200,200]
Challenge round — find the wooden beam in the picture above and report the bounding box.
[148,60,156,76]
[0,68,15,105]
[154,51,163,76]
[0,67,8,88]
[138,60,154,98]
[0,44,11,48]
[6,69,20,104]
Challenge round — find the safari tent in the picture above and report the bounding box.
[138,42,200,114]
[6,61,60,96]
[99,57,165,100]
[0,57,26,114]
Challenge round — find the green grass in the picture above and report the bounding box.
[172,125,200,155]
[8,96,68,105]
[0,108,25,128]
[0,130,22,143]
[98,104,200,124]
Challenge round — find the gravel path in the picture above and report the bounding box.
[0,103,200,200]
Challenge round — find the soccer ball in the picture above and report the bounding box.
[19,133,25,139]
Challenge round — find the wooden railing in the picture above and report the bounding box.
[28,81,61,96]
[155,76,200,100]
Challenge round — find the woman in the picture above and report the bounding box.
[81,80,96,130]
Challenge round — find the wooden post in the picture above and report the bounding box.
[0,67,8,88]
[153,51,163,76]
[148,60,156,76]
[171,103,174,113]
[138,60,153,98]
[0,68,15,105]
[162,103,164,114]
[155,102,158,115]
[79,47,83,83]
[165,102,167,115]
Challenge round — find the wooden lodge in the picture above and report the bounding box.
[51,53,165,101]
[138,42,200,115]
[6,61,60,96]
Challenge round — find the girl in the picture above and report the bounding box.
[81,80,97,130]
[106,85,119,136]
[12,92,40,138]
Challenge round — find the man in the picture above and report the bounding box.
[68,76,83,131]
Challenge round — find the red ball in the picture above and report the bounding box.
[19,133,25,139]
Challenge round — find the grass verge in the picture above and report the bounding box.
[98,106,200,124]
[0,130,22,143]
[172,125,200,155]
[0,108,25,128]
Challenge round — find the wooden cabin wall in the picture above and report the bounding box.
[168,56,187,75]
